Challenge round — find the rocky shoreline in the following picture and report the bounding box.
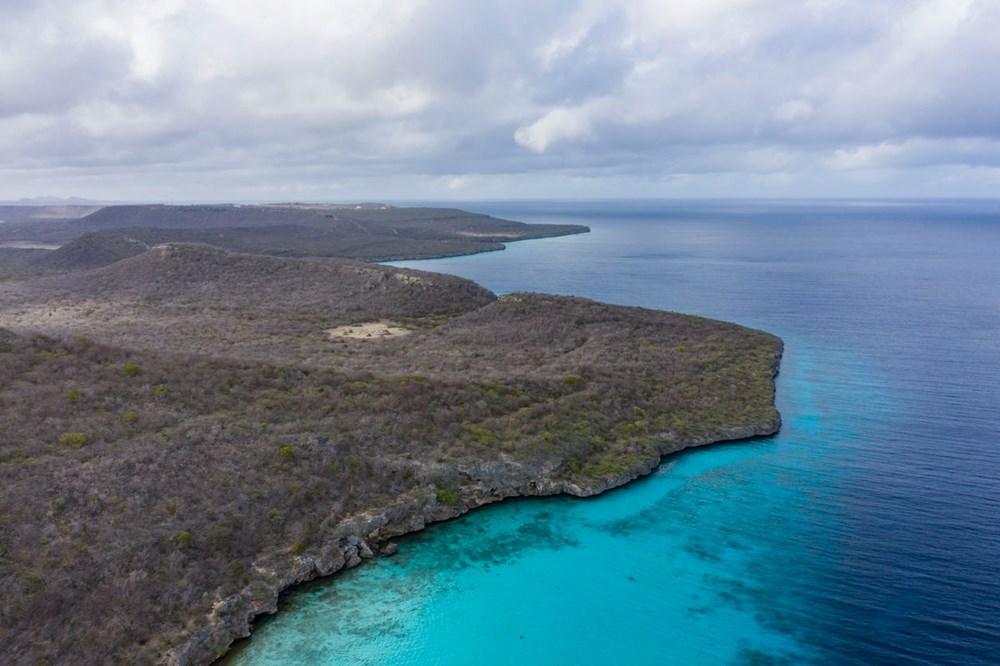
[180,383,781,665]
[0,217,784,666]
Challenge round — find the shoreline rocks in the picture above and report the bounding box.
[177,411,781,666]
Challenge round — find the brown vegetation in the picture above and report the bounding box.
[0,240,781,665]
[0,203,589,273]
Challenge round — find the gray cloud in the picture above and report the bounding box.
[1,0,999,200]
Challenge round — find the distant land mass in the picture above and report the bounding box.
[0,204,781,665]
[0,196,112,206]
[0,203,589,274]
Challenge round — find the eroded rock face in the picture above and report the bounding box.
[175,406,783,666]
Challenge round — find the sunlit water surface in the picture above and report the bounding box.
[224,200,1000,665]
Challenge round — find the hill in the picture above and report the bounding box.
[0,204,103,243]
[3,243,496,363]
[0,203,589,272]
[0,244,781,665]
[33,231,152,271]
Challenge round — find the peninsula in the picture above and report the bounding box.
[0,204,781,665]
[0,202,589,274]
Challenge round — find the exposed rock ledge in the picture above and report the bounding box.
[176,412,780,665]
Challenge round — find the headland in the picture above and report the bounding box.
[0,204,780,665]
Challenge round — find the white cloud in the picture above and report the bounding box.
[514,106,595,153]
[773,100,814,124]
[2,0,1000,199]
[827,137,1000,170]
[828,142,908,170]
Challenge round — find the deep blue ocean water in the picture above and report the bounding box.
[226,200,1000,665]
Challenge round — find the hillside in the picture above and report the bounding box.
[32,231,153,271]
[0,244,782,665]
[0,204,103,243]
[1,244,496,363]
[0,203,589,271]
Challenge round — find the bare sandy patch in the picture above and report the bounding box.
[0,241,62,250]
[454,231,522,239]
[326,320,412,340]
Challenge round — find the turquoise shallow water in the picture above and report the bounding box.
[225,200,1000,665]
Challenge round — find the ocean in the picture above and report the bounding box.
[224,200,1000,665]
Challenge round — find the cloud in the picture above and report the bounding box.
[773,100,814,124]
[2,0,1000,200]
[514,106,595,153]
[827,137,1000,170]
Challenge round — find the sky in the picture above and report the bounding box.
[2,0,1000,202]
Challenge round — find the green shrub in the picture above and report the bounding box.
[279,445,295,462]
[122,363,141,377]
[176,531,191,545]
[58,432,87,449]
[122,411,139,424]
[621,420,646,434]
[227,559,245,579]
[463,423,499,444]
[65,390,82,402]
[436,488,459,504]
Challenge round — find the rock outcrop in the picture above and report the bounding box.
[175,382,781,666]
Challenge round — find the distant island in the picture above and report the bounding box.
[0,204,781,665]
[0,203,589,275]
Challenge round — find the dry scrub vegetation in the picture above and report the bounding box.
[0,243,781,665]
[0,203,590,273]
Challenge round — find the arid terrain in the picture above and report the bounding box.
[0,203,589,275]
[0,205,781,665]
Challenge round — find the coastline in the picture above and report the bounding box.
[0,203,591,273]
[0,210,782,665]
[184,347,782,665]
[368,225,591,263]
